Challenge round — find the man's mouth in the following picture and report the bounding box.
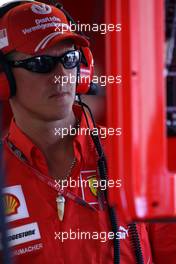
[49,92,69,98]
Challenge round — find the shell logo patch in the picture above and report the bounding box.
[87,177,98,197]
[4,193,20,216]
[3,185,29,223]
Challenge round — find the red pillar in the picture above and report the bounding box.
[106,0,176,222]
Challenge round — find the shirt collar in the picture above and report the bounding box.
[7,104,95,167]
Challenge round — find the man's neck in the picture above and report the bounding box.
[14,110,76,157]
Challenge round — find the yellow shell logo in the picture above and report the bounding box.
[88,176,98,196]
[4,193,20,216]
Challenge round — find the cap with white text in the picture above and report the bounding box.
[0,1,89,55]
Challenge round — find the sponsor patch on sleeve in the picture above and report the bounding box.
[7,222,41,247]
[3,185,29,222]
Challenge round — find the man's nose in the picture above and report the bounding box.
[54,61,66,75]
[49,63,66,84]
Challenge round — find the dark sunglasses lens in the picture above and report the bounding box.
[11,51,80,73]
[25,56,55,73]
[62,51,80,69]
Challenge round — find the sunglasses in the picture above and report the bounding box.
[8,50,81,73]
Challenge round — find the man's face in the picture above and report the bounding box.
[9,40,77,121]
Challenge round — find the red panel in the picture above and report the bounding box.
[106,0,176,222]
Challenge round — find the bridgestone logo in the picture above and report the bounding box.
[8,229,35,242]
[5,223,41,247]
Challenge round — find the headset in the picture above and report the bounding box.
[0,0,96,101]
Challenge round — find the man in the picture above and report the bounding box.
[0,1,154,263]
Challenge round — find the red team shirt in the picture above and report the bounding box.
[2,104,173,264]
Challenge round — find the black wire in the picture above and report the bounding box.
[77,95,96,128]
[77,95,120,264]
[109,207,120,264]
[97,150,120,264]
[128,223,144,264]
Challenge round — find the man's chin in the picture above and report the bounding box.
[40,108,73,122]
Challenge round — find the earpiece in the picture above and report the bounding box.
[76,47,94,94]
